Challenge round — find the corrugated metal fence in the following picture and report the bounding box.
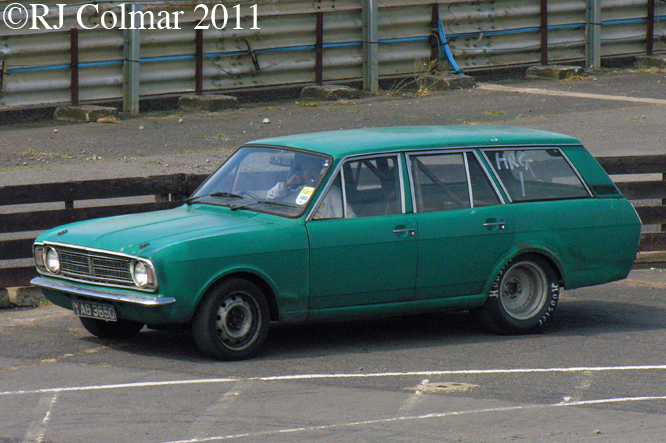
[0,0,664,109]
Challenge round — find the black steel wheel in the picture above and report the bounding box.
[79,316,144,340]
[474,255,560,334]
[192,278,270,360]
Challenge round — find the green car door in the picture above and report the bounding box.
[407,151,515,299]
[306,154,418,311]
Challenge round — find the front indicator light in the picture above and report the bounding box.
[34,246,45,268]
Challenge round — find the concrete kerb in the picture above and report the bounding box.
[634,251,666,269]
[300,85,361,101]
[0,288,9,308]
[1,286,46,309]
[54,105,119,123]
[636,55,666,70]
[300,76,476,102]
[526,65,585,80]
[178,94,238,112]
[415,73,476,91]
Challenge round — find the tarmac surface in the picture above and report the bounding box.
[2,267,666,443]
[0,66,665,186]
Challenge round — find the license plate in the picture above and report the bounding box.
[72,300,117,322]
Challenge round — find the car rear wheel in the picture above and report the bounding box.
[79,316,145,340]
[474,255,560,334]
[192,278,270,361]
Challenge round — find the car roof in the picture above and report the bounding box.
[247,125,581,158]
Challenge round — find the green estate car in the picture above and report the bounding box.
[31,126,641,360]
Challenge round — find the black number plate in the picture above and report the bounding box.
[72,300,117,321]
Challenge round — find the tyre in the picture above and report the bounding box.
[79,316,144,340]
[475,255,560,334]
[192,278,270,361]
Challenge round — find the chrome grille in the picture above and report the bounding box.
[58,247,134,287]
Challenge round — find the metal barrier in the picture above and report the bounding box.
[1,155,665,289]
[1,0,664,110]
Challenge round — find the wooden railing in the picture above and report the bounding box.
[596,155,666,251]
[1,155,665,289]
[0,173,207,289]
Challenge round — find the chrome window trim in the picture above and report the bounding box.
[404,148,506,214]
[33,241,158,293]
[480,146,593,203]
[307,152,406,221]
[467,150,507,206]
[341,166,350,219]
[463,152,473,208]
[307,165,341,222]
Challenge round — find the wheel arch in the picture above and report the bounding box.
[198,269,281,322]
[483,247,565,297]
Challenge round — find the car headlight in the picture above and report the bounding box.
[131,260,155,289]
[44,246,61,274]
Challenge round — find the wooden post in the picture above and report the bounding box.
[647,0,655,55]
[662,168,666,233]
[540,0,548,65]
[315,12,324,85]
[195,27,204,95]
[430,4,440,72]
[70,28,80,106]
[0,61,7,95]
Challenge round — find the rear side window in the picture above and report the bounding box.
[483,148,590,202]
[408,151,501,213]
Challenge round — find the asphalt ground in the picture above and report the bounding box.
[1,65,666,442]
[0,66,665,186]
[0,269,666,443]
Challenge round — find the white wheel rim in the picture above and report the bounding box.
[499,262,548,321]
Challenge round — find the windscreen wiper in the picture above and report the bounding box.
[185,192,244,205]
[230,200,297,211]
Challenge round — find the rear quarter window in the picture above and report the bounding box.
[483,148,591,202]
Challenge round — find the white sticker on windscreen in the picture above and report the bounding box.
[296,187,315,205]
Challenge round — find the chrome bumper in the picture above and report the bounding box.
[31,277,176,307]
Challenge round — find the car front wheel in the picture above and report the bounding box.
[192,278,270,360]
[475,255,560,334]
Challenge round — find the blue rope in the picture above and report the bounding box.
[6,15,665,75]
[437,21,464,75]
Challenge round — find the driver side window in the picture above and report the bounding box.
[314,155,403,220]
[344,156,402,218]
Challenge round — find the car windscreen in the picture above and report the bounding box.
[190,146,332,217]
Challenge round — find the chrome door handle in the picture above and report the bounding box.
[483,221,506,230]
[392,228,416,237]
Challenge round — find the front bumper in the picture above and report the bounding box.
[31,277,176,307]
